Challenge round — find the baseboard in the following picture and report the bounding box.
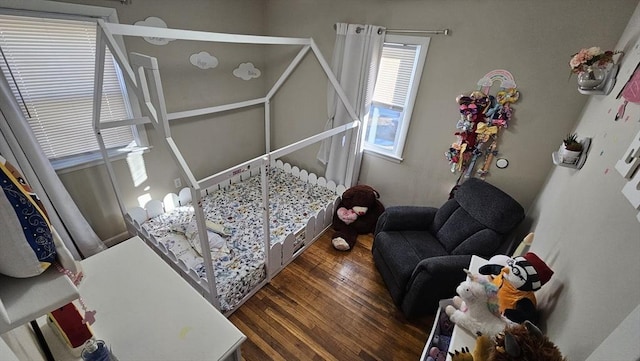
[102,231,131,248]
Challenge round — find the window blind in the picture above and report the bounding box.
[0,14,134,160]
[372,43,418,109]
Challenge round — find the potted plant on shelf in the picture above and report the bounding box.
[559,133,583,164]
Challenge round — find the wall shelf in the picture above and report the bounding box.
[552,137,592,169]
[0,267,79,334]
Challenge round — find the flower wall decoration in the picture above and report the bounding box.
[569,47,621,74]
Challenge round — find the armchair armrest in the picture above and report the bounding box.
[412,254,472,278]
[374,206,438,235]
[400,255,472,318]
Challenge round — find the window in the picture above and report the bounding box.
[363,34,429,161]
[0,11,143,169]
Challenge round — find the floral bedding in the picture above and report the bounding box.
[139,167,336,312]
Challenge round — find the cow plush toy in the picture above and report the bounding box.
[331,185,384,251]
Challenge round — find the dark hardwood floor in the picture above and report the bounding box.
[229,229,433,361]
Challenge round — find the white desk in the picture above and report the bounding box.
[44,236,246,361]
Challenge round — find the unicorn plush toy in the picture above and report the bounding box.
[445,270,513,338]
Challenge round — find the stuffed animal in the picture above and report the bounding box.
[445,270,512,338]
[426,346,447,361]
[0,155,80,279]
[435,307,454,346]
[479,241,554,325]
[331,184,384,251]
[449,321,566,361]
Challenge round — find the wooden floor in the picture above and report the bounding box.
[229,229,433,361]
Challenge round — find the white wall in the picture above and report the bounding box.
[527,3,640,359]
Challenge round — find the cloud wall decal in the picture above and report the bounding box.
[134,17,175,45]
[233,62,261,80]
[190,51,219,69]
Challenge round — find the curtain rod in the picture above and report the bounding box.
[387,28,450,36]
[333,24,450,36]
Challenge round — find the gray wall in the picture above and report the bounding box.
[265,0,637,210]
[58,0,637,239]
[54,0,269,242]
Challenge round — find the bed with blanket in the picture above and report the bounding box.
[92,21,361,315]
[127,162,344,313]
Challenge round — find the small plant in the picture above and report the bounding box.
[563,133,583,152]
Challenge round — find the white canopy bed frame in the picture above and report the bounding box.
[91,20,362,315]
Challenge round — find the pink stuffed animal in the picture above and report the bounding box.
[337,207,358,225]
[426,346,446,361]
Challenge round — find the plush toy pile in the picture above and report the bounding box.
[478,238,554,325]
[331,185,384,251]
[440,233,561,360]
[449,321,566,361]
[425,308,455,361]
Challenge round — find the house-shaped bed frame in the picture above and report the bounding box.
[92,20,361,312]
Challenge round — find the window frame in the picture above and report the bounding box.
[363,34,430,162]
[0,0,147,173]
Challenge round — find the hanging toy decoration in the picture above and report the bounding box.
[445,70,519,184]
[614,62,640,121]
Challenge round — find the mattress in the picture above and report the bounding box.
[138,166,336,312]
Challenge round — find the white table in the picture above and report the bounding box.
[44,236,246,361]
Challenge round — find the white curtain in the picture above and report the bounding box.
[317,23,386,186]
[0,72,106,259]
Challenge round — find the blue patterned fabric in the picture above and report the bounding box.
[0,160,56,277]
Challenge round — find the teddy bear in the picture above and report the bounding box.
[478,240,554,325]
[331,184,384,251]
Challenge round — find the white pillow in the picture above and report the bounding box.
[184,220,227,256]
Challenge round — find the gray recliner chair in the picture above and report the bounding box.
[372,178,525,319]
